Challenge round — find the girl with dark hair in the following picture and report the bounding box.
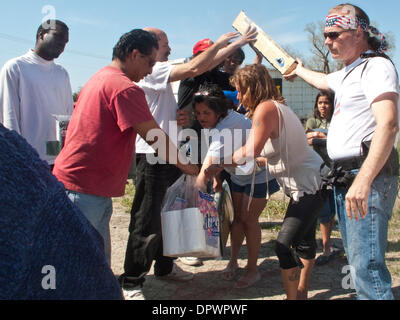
[307,92,334,130]
[217,64,327,299]
[305,92,334,165]
[194,84,279,289]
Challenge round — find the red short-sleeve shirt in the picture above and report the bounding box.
[53,66,153,197]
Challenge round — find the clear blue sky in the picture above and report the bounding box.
[1,0,399,92]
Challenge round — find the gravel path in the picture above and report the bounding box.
[110,200,400,300]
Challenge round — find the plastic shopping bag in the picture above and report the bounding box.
[161,175,221,258]
[197,190,220,257]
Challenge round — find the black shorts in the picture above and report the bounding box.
[276,190,326,269]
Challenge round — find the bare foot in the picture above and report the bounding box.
[296,289,308,300]
[221,262,238,281]
[234,270,261,289]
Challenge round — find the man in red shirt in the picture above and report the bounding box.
[53,29,198,266]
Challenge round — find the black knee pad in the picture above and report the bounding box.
[295,241,317,260]
[275,241,301,269]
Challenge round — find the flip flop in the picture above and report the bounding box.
[221,264,238,281]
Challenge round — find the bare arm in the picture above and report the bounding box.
[250,43,263,64]
[133,119,199,175]
[169,28,257,82]
[202,102,278,180]
[283,58,331,92]
[345,92,399,221]
[203,102,278,176]
[195,155,218,192]
[232,100,279,164]
[209,27,258,70]
[169,32,239,83]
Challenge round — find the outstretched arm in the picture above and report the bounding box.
[283,58,332,92]
[250,43,263,64]
[169,28,257,83]
[210,27,258,70]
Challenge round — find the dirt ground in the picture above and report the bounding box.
[110,195,400,300]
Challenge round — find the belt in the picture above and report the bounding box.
[332,156,364,172]
[332,147,399,177]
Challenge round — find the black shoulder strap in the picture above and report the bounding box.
[359,53,399,81]
[342,54,399,84]
[341,60,368,85]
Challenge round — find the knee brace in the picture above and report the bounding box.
[295,241,317,260]
[275,241,302,270]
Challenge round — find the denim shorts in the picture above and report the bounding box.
[231,178,280,198]
[318,190,336,224]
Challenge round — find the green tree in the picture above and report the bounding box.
[73,87,82,102]
[304,21,339,73]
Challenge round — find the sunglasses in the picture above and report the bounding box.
[323,30,350,40]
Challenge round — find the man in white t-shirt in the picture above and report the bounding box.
[284,4,399,300]
[0,20,74,167]
[119,27,257,299]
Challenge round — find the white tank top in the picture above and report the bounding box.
[261,101,325,201]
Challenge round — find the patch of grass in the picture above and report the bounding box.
[117,177,400,279]
[261,198,288,220]
[118,179,135,213]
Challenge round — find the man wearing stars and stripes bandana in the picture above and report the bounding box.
[284,3,399,300]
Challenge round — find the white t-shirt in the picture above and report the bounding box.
[135,61,180,154]
[0,50,74,164]
[326,56,400,160]
[207,109,268,186]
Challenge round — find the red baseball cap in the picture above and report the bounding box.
[193,38,213,56]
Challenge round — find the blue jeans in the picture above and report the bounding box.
[66,190,113,266]
[318,190,336,224]
[334,173,398,300]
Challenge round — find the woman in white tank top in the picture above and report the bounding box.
[226,64,327,300]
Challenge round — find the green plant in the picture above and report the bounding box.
[119,179,135,213]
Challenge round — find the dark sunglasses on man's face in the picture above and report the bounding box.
[323,30,349,40]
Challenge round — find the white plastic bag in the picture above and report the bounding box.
[161,175,221,258]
